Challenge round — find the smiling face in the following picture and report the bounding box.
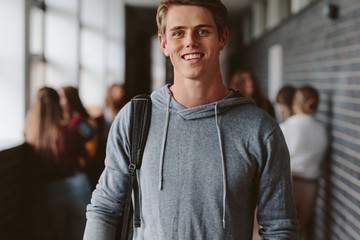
[159,5,227,82]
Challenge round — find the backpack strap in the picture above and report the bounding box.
[120,94,151,240]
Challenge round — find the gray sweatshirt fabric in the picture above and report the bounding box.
[84,84,299,240]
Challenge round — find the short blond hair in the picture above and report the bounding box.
[156,0,228,40]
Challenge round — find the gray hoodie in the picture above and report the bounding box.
[84,84,299,240]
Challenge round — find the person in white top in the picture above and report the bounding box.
[280,85,328,236]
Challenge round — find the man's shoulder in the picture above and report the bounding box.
[224,102,279,135]
[227,101,275,121]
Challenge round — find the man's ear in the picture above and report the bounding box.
[219,27,228,51]
[158,34,169,56]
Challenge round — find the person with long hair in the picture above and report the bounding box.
[104,83,126,123]
[230,68,275,118]
[58,86,98,159]
[24,87,92,240]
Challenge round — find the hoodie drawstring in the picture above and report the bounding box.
[157,96,227,229]
[215,103,227,229]
[159,92,172,191]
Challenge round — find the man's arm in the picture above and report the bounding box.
[83,221,116,240]
[256,125,299,239]
[83,104,131,240]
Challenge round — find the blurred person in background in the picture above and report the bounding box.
[280,85,328,237]
[104,83,126,124]
[58,86,100,189]
[24,87,92,240]
[85,83,127,190]
[58,86,98,159]
[230,68,275,118]
[276,84,297,122]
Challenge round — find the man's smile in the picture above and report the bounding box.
[182,53,204,60]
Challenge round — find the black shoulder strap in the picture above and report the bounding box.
[130,94,152,171]
[120,94,151,240]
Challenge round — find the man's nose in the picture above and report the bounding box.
[185,32,198,47]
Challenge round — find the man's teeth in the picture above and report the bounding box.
[184,54,201,60]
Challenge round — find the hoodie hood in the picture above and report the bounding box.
[151,84,256,120]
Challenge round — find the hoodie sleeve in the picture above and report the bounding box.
[83,103,132,240]
[256,124,299,239]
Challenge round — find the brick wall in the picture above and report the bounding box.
[235,0,360,239]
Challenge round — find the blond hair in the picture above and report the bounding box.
[156,0,228,41]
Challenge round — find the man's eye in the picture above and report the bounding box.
[198,29,209,36]
[173,32,183,37]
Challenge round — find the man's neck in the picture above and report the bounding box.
[169,76,230,108]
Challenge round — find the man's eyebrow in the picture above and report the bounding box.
[168,26,185,32]
[195,24,214,29]
[168,24,214,31]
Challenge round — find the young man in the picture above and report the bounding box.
[84,0,299,239]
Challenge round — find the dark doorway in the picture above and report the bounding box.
[125,6,157,99]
